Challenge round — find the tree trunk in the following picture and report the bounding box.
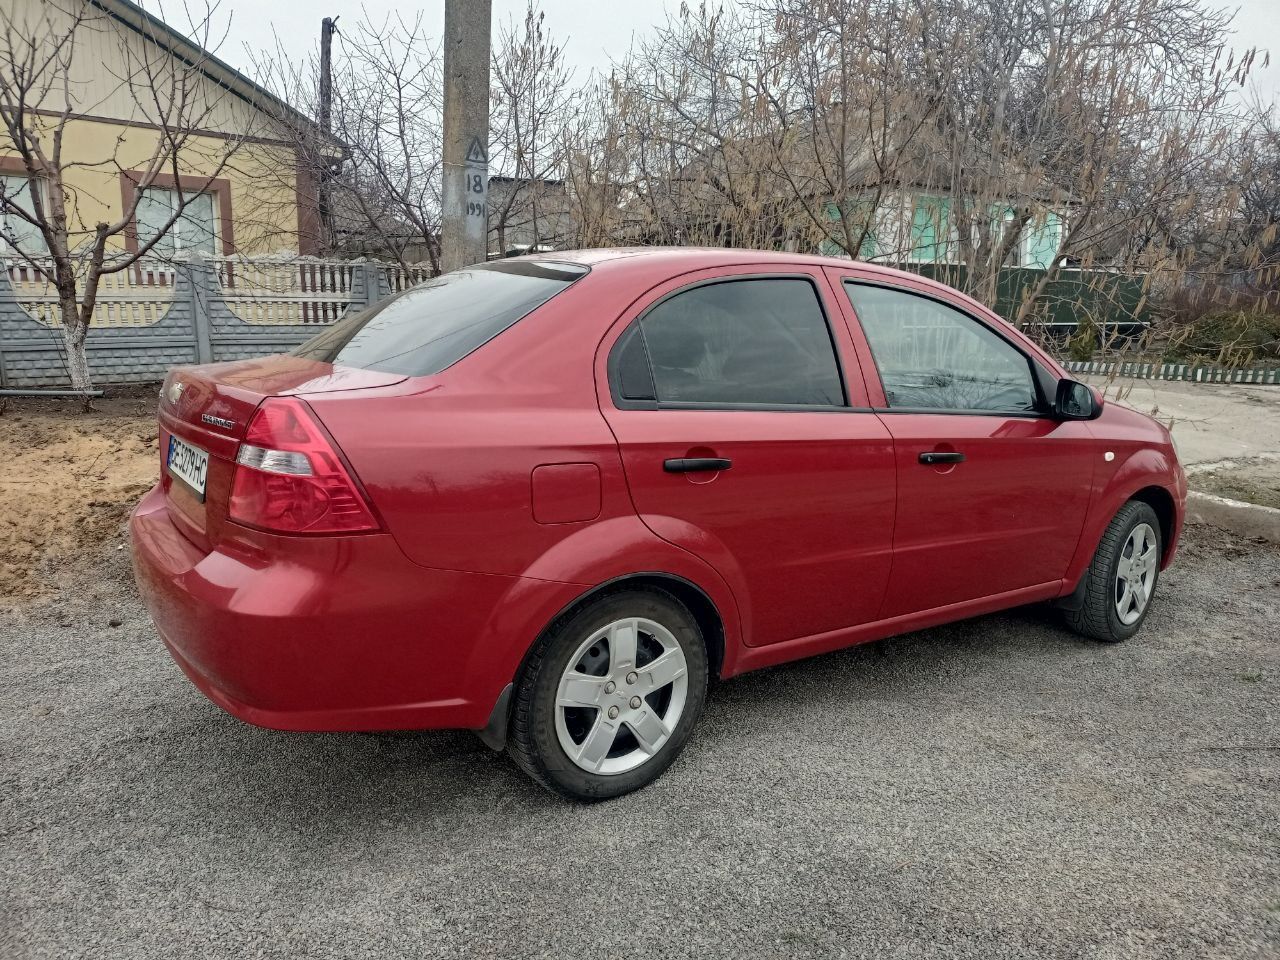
[58,302,92,392]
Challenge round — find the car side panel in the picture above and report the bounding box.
[872,412,1095,615]
[1059,407,1186,592]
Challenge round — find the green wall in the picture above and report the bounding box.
[898,263,1150,341]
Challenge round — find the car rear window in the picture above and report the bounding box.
[291,260,588,376]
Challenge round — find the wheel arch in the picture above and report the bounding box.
[476,570,730,752]
[1063,450,1184,596]
[514,572,728,688]
[1128,484,1177,562]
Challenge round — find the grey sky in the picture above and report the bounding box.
[201,0,1280,107]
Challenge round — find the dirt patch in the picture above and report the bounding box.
[1189,461,1280,510]
[0,388,158,609]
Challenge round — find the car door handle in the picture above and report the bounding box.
[664,457,732,473]
[918,451,966,465]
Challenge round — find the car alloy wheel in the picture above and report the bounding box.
[507,587,709,800]
[1114,522,1158,625]
[1061,499,1163,643]
[554,617,689,775]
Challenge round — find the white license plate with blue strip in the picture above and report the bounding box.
[167,435,209,500]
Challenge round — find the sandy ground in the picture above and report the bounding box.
[0,389,158,609]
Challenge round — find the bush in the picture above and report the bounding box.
[1164,310,1280,365]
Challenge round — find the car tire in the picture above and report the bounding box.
[1063,500,1163,642]
[507,587,709,801]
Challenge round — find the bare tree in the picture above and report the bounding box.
[257,13,446,273]
[0,0,266,391]
[488,3,576,255]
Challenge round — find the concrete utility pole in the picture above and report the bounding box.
[439,0,491,272]
[317,16,338,251]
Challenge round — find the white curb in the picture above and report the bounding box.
[1186,490,1280,543]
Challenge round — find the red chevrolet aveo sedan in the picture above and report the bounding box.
[131,248,1185,800]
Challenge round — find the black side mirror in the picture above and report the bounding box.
[1054,379,1098,420]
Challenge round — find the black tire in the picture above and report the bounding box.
[1063,500,1163,642]
[507,587,709,801]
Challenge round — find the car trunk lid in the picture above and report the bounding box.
[157,356,405,550]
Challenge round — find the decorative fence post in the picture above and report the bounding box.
[348,261,388,312]
[181,259,216,365]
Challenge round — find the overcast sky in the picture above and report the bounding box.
[200,0,1280,108]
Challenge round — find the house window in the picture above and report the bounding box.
[136,187,218,257]
[1,174,48,255]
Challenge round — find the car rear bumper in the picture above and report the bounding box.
[130,485,582,732]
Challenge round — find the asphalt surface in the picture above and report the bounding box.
[2,523,1278,959]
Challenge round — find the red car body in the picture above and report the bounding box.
[131,248,1186,739]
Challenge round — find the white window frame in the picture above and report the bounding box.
[0,173,49,256]
[136,185,220,256]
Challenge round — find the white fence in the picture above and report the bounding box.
[4,258,178,328]
[0,253,442,330]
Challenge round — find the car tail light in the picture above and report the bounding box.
[228,398,379,534]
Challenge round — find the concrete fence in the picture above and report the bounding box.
[0,255,433,388]
[1062,359,1280,385]
[5,255,1278,390]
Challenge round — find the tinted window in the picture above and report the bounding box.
[844,283,1037,412]
[635,279,844,406]
[614,324,656,401]
[293,260,587,376]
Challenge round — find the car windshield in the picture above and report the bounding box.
[291,260,588,376]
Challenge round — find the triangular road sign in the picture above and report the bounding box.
[465,137,488,164]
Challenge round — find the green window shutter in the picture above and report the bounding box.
[910,195,950,263]
[1025,212,1062,268]
[822,200,877,260]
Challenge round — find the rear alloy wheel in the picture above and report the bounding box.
[1063,500,1163,642]
[508,588,708,801]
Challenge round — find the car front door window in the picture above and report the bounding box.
[843,283,1038,413]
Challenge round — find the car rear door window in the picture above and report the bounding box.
[624,278,845,407]
[292,260,588,376]
[844,283,1038,413]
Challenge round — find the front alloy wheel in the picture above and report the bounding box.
[1063,499,1163,642]
[1114,522,1158,626]
[507,588,709,801]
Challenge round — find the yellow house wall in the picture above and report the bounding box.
[2,0,309,256]
[39,117,302,256]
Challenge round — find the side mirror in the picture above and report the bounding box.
[1054,379,1099,420]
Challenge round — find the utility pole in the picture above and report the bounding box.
[439,0,491,272]
[317,16,339,252]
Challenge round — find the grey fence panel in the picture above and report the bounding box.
[0,262,200,387]
[0,258,402,388]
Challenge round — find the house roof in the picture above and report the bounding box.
[89,0,319,135]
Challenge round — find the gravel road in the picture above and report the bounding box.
[2,523,1278,960]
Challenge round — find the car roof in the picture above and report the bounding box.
[522,245,939,285]
[518,246,1064,371]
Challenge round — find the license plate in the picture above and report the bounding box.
[167,434,209,500]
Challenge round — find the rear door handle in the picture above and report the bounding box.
[664,457,732,473]
[918,451,966,465]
